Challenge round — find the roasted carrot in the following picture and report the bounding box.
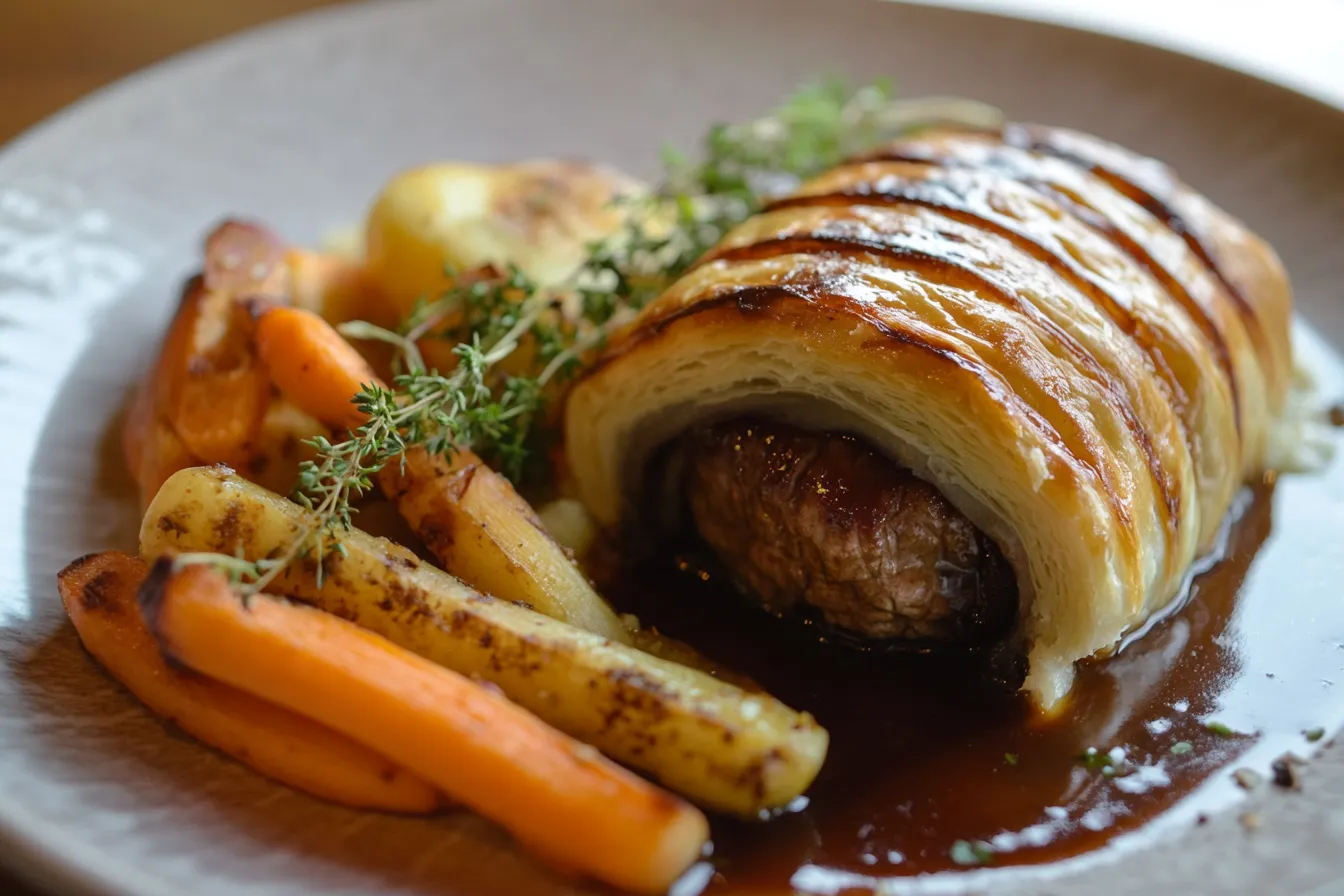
[58,551,440,813]
[147,277,208,425]
[141,562,710,894]
[172,366,272,465]
[133,417,201,511]
[171,288,272,465]
[121,379,155,480]
[141,276,271,470]
[286,248,388,328]
[253,305,377,432]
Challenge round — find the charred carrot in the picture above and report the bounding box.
[58,551,440,813]
[141,562,710,893]
[149,277,271,468]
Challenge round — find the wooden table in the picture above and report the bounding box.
[0,0,347,145]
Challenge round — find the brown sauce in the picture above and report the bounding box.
[604,480,1295,892]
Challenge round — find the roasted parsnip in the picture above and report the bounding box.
[141,465,829,815]
[380,447,630,644]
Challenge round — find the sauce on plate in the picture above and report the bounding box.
[607,476,1343,892]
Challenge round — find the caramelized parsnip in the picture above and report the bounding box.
[380,447,631,643]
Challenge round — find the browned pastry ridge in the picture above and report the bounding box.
[565,124,1292,709]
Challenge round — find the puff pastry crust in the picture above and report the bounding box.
[564,125,1292,708]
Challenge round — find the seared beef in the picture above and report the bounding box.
[683,418,1016,645]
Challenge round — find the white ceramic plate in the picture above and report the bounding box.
[2,1,1343,894]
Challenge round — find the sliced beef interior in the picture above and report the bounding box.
[683,417,1016,645]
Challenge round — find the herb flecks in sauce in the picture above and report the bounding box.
[949,839,996,866]
[1204,720,1242,738]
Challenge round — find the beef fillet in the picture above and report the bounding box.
[683,418,1016,645]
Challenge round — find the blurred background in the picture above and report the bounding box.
[4,0,1344,147]
[1,0,346,143]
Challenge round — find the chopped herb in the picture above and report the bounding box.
[1170,741,1194,756]
[1004,753,1019,766]
[1079,746,1115,771]
[949,839,995,866]
[1304,727,1326,743]
[1204,720,1239,737]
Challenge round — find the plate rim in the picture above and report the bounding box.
[3,1,1344,895]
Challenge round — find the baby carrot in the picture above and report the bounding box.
[140,561,710,894]
[58,551,440,812]
[253,304,377,432]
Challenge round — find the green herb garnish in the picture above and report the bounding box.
[1004,753,1019,766]
[1170,741,1194,755]
[1304,727,1326,743]
[949,839,995,866]
[1204,720,1239,738]
[1079,747,1115,772]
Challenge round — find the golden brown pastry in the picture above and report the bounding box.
[564,124,1292,709]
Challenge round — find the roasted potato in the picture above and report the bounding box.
[363,160,643,318]
[141,466,829,815]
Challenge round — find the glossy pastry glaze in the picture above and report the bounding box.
[565,125,1293,709]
